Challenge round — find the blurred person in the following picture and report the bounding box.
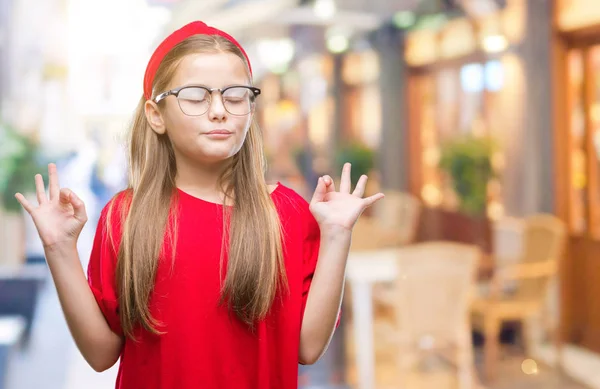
[58,138,101,259]
[14,21,384,389]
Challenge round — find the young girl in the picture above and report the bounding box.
[16,21,384,389]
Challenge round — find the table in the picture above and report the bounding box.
[345,247,494,389]
[346,248,400,389]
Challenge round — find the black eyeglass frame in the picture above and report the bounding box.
[153,84,262,116]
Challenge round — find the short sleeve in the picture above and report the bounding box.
[87,196,125,336]
[301,204,342,328]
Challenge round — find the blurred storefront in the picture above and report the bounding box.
[397,0,600,367]
[554,0,600,356]
[255,50,337,197]
[400,1,531,251]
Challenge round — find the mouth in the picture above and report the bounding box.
[204,130,234,139]
[205,130,233,135]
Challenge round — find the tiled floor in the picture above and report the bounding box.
[339,317,587,389]
[342,347,585,389]
[479,355,583,389]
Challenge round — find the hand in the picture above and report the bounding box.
[309,163,384,233]
[15,163,88,251]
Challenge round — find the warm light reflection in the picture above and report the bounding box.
[521,358,539,375]
[423,147,441,167]
[487,201,505,220]
[422,184,443,206]
[482,34,509,53]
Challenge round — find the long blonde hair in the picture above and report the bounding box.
[108,35,286,338]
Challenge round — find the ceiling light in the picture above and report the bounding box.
[256,38,295,73]
[482,34,508,53]
[314,0,336,20]
[326,35,349,54]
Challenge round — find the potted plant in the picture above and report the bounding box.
[438,134,498,216]
[334,142,376,186]
[0,122,48,266]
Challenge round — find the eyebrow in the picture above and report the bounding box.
[177,83,253,89]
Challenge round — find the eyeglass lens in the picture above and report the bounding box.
[177,87,254,116]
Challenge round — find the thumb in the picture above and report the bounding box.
[60,188,88,222]
[310,177,327,205]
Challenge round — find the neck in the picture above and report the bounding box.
[175,154,232,203]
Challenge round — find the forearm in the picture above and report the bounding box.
[299,227,350,364]
[45,244,123,372]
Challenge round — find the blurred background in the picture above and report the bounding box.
[0,0,598,388]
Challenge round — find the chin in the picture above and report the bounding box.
[200,154,235,165]
[196,147,241,165]
[178,140,244,166]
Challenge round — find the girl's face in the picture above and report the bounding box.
[146,52,254,166]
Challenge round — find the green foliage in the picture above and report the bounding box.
[0,123,48,213]
[292,145,312,178]
[335,142,375,184]
[438,135,498,216]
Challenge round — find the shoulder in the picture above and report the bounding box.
[98,189,132,234]
[271,183,311,217]
[100,189,131,216]
[271,183,319,237]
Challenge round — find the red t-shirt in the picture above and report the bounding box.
[87,183,336,389]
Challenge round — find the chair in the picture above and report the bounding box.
[477,217,525,298]
[350,217,404,252]
[471,214,566,381]
[372,190,422,246]
[345,191,422,348]
[491,216,524,266]
[376,242,481,389]
[344,218,403,319]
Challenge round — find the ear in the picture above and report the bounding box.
[144,100,167,135]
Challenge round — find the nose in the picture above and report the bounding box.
[207,91,226,121]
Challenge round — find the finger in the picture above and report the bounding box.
[352,175,368,197]
[15,193,34,214]
[59,188,72,206]
[35,174,47,204]
[61,188,88,222]
[310,177,327,204]
[48,163,60,201]
[363,193,385,208]
[340,163,352,194]
[323,175,336,193]
[68,190,88,222]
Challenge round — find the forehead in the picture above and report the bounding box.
[171,52,250,88]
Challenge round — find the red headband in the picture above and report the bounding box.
[143,21,252,100]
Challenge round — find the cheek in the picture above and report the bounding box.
[164,112,202,139]
[239,119,252,142]
[162,103,185,132]
[237,115,252,133]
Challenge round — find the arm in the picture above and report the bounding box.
[15,163,123,372]
[46,244,123,372]
[299,163,384,364]
[299,226,350,365]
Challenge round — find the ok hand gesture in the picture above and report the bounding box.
[15,163,88,250]
[309,163,384,233]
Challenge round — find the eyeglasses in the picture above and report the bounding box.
[154,85,261,116]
